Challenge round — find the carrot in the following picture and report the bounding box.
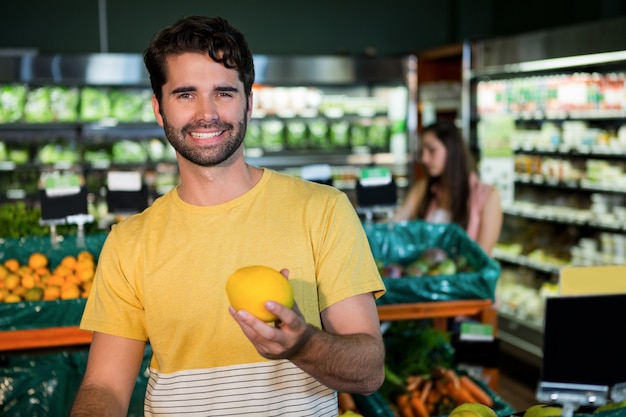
[398,393,416,417]
[454,386,478,405]
[420,380,432,403]
[411,390,430,417]
[407,375,423,392]
[338,392,357,412]
[445,368,461,393]
[459,375,494,407]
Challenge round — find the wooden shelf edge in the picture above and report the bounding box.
[377,299,494,321]
[0,326,92,352]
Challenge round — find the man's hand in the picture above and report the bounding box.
[229,298,313,359]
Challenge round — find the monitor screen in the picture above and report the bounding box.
[541,293,626,387]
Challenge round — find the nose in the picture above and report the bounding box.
[196,96,219,121]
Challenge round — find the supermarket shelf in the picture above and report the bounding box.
[492,249,563,275]
[497,311,544,369]
[0,326,92,352]
[0,299,497,350]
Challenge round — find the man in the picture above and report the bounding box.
[70,15,385,417]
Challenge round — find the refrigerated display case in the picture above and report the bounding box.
[0,53,418,225]
[461,16,626,367]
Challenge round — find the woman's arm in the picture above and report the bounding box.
[393,179,427,222]
[70,333,146,417]
[476,186,503,255]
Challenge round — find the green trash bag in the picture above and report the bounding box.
[363,220,501,304]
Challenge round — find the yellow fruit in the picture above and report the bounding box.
[24,287,44,301]
[77,251,94,262]
[4,258,20,273]
[4,293,22,303]
[11,286,26,298]
[28,252,48,270]
[225,265,294,322]
[450,403,498,417]
[43,285,61,301]
[60,255,77,270]
[4,273,20,291]
[0,265,8,280]
[60,283,81,300]
[523,404,563,417]
[21,274,36,289]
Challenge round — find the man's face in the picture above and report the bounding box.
[152,52,253,167]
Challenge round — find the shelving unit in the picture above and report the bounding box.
[462,17,626,366]
[0,54,419,214]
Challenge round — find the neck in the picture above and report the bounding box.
[176,154,263,206]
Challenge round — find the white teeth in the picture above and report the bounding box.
[190,131,222,139]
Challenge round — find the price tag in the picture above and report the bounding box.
[43,173,81,197]
[460,322,494,342]
[107,171,143,191]
[359,167,392,187]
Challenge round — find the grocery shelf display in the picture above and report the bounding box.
[0,53,418,230]
[461,17,626,367]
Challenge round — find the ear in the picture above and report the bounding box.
[246,90,254,121]
[152,95,164,127]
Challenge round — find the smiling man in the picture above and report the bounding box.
[69,16,386,417]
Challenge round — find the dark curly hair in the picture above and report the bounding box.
[143,16,255,105]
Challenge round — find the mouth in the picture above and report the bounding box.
[190,130,225,139]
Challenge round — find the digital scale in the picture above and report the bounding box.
[536,293,626,416]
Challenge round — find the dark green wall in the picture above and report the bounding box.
[1,0,625,56]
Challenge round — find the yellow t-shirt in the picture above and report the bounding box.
[81,168,385,416]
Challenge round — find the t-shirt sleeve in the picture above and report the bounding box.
[316,193,386,310]
[80,224,148,341]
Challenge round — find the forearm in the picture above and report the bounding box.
[289,324,385,395]
[70,384,128,417]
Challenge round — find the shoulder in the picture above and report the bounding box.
[268,169,346,199]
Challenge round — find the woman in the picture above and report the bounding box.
[393,120,502,255]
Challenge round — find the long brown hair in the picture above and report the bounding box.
[417,120,474,228]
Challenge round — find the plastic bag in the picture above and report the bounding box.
[364,220,501,304]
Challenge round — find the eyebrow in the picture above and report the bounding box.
[170,85,240,95]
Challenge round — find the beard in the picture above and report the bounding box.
[162,113,248,167]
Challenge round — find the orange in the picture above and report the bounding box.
[4,259,20,273]
[28,252,48,270]
[4,273,20,291]
[60,255,77,270]
[77,251,94,262]
[60,283,81,300]
[43,285,61,301]
[225,265,294,322]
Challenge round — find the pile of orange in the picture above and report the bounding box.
[0,250,96,303]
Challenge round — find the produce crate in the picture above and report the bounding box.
[364,220,501,304]
[0,233,149,417]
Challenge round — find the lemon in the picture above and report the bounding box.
[450,403,498,417]
[523,404,563,417]
[226,265,294,322]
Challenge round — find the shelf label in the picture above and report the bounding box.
[359,167,392,187]
[460,322,494,342]
[107,171,142,191]
[43,173,81,197]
